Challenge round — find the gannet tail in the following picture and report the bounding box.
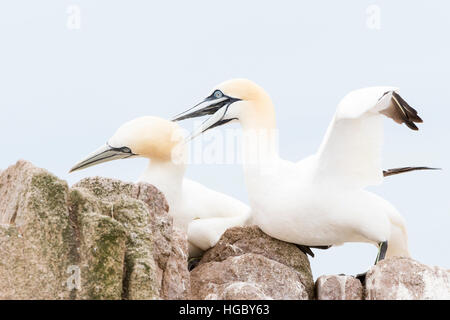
[383,167,440,177]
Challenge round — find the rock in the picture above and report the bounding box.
[161,228,191,299]
[315,275,363,300]
[365,257,450,300]
[3,161,450,301]
[75,212,128,299]
[72,177,172,270]
[190,226,314,300]
[0,160,77,299]
[0,161,190,300]
[72,178,165,300]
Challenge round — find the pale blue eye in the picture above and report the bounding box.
[214,90,223,99]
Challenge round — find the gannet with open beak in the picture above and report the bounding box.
[173,79,436,263]
[70,116,251,257]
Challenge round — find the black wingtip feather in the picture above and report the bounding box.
[391,91,423,130]
[405,121,419,131]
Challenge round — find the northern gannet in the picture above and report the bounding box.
[173,79,435,263]
[69,116,251,257]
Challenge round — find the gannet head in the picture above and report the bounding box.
[173,79,275,139]
[69,116,186,173]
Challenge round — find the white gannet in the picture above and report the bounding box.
[173,79,435,263]
[69,116,251,257]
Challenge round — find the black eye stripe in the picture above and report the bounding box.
[106,143,133,154]
[203,90,241,105]
[120,147,132,153]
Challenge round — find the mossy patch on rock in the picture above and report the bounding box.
[70,182,163,300]
[0,161,189,300]
[0,161,74,299]
[77,212,127,300]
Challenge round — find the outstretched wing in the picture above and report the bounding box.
[314,87,423,189]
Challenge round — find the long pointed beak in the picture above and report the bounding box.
[69,144,135,173]
[186,105,236,142]
[173,94,240,141]
[172,96,229,122]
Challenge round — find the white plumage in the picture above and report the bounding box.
[175,79,425,259]
[316,87,399,189]
[70,116,250,257]
[138,161,250,257]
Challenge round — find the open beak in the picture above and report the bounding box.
[69,144,136,173]
[172,95,230,121]
[172,94,239,140]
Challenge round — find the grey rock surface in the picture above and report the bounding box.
[190,226,314,300]
[1,161,449,301]
[316,275,363,300]
[365,257,450,300]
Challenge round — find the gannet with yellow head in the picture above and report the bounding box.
[173,79,436,264]
[70,116,251,257]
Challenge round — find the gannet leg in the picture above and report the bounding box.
[374,241,388,264]
[355,241,389,284]
[357,241,389,284]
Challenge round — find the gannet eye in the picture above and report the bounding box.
[121,147,132,153]
[213,90,223,99]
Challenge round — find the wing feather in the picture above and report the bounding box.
[314,87,423,188]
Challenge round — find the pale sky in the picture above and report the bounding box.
[0,1,448,278]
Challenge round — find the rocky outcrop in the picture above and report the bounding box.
[315,275,363,300]
[190,226,314,300]
[1,160,85,300]
[0,161,314,300]
[315,258,450,300]
[365,257,450,300]
[0,161,189,300]
[1,161,449,300]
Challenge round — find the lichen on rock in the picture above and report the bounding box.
[0,161,189,300]
[0,160,74,299]
[1,160,449,300]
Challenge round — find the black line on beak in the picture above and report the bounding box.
[200,104,238,134]
[205,118,237,132]
[69,144,137,173]
[173,95,240,122]
[106,143,136,156]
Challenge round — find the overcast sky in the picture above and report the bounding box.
[0,1,449,278]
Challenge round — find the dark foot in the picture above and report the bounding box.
[188,257,201,271]
[355,272,367,285]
